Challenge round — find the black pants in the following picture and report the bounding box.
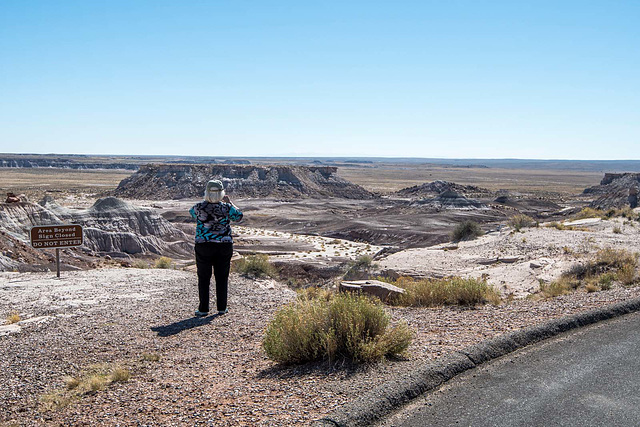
[195,242,233,312]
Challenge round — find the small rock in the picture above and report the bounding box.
[340,280,405,302]
[0,324,21,336]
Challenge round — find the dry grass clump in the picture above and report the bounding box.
[262,291,412,365]
[232,254,278,278]
[141,352,161,362]
[450,220,484,242]
[391,276,501,307]
[509,214,535,231]
[575,207,606,219]
[575,206,639,221]
[154,256,173,269]
[6,310,20,324]
[40,364,130,411]
[546,222,578,231]
[539,276,580,298]
[540,248,638,298]
[132,259,149,269]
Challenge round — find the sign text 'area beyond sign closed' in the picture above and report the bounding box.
[30,225,83,249]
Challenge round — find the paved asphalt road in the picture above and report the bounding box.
[378,311,640,427]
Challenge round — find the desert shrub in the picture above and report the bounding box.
[109,366,130,383]
[154,256,173,269]
[613,226,622,234]
[351,255,374,270]
[598,273,616,290]
[132,260,149,269]
[392,276,501,307]
[539,277,579,298]
[296,286,333,301]
[575,207,606,219]
[544,249,638,297]
[596,248,637,269]
[344,255,378,279]
[509,214,535,232]
[6,310,20,324]
[232,254,277,278]
[547,222,579,231]
[450,221,483,242]
[565,249,637,280]
[262,292,412,365]
[617,264,637,286]
[604,206,637,220]
[585,282,599,293]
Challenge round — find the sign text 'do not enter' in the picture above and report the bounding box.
[30,225,83,249]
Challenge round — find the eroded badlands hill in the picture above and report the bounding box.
[0,197,191,271]
[585,173,640,209]
[114,164,376,200]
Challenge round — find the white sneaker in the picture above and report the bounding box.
[217,309,228,315]
[194,310,209,317]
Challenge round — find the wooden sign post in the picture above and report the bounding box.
[30,225,84,278]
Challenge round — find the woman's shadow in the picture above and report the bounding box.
[151,314,223,337]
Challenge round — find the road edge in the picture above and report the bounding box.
[312,296,640,427]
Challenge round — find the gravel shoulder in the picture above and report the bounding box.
[3,268,640,426]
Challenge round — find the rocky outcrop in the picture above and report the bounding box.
[493,191,562,217]
[340,280,405,302]
[114,164,376,200]
[0,157,139,170]
[414,190,486,209]
[397,181,492,199]
[0,197,191,261]
[584,173,640,209]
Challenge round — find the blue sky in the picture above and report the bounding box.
[0,1,638,159]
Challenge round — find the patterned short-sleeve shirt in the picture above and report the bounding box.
[189,201,243,243]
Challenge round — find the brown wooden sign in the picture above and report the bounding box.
[30,224,83,249]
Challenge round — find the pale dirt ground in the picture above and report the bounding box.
[337,164,603,194]
[234,225,384,261]
[380,215,640,297]
[3,267,640,426]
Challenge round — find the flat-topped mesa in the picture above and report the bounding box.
[0,157,139,170]
[396,180,492,199]
[584,173,640,209]
[113,164,377,200]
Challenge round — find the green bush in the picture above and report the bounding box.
[598,273,616,290]
[232,254,277,278]
[344,255,378,279]
[392,276,500,307]
[509,214,535,232]
[263,292,412,365]
[450,221,483,242]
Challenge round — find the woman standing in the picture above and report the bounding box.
[189,180,243,317]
